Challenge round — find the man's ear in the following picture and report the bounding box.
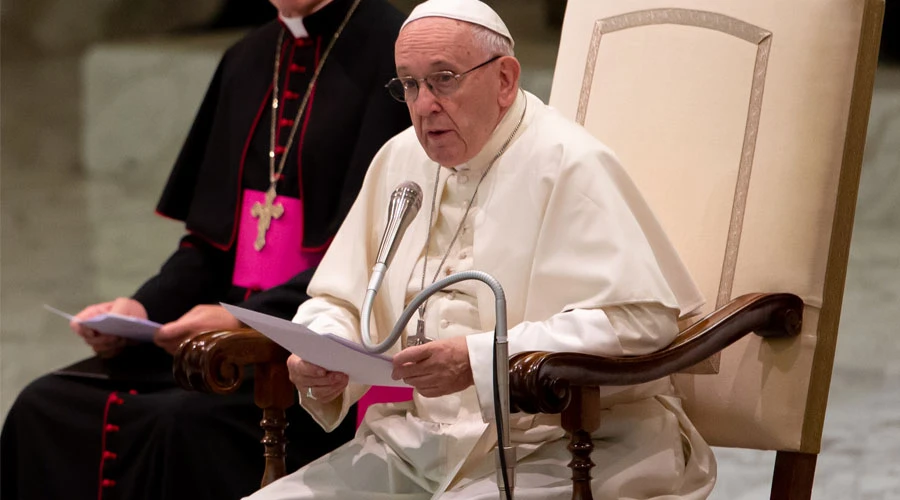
[497,56,521,107]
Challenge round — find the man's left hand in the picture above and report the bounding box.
[391,336,473,397]
[155,305,242,354]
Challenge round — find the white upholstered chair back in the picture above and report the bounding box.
[549,0,883,452]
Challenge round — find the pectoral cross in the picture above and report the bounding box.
[404,317,433,349]
[250,186,284,251]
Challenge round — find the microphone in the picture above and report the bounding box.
[359,182,516,497]
[360,181,423,353]
[374,181,423,272]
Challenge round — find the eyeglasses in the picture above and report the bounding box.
[386,55,502,103]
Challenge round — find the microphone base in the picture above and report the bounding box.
[495,445,516,499]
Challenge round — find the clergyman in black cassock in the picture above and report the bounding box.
[0,0,411,499]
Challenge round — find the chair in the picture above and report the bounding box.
[175,331,412,487]
[508,0,883,498]
[174,0,884,496]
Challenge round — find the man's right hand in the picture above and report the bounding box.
[71,297,148,358]
[287,354,348,404]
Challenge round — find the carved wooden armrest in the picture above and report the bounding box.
[509,292,803,414]
[506,292,803,500]
[174,328,295,487]
[174,328,289,394]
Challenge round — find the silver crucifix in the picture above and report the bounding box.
[404,317,433,349]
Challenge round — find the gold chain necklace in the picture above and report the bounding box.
[250,0,363,251]
[406,92,528,347]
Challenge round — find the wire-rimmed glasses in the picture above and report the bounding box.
[386,55,502,103]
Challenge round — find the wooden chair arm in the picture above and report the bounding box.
[509,292,803,414]
[174,328,295,487]
[174,328,290,395]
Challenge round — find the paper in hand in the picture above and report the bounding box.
[44,304,160,342]
[222,303,409,388]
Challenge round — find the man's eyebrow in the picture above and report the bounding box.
[396,60,456,76]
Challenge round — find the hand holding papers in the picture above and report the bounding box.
[222,304,410,388]
[44,304,160,342]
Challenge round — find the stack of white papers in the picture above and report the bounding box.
[222,304,409,388]
[44,304,160,342]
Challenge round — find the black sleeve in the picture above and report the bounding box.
[236,267,317,320]
[131,234,233,324]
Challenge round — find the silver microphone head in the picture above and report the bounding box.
[375,181,423,267]
[391,181,423,214]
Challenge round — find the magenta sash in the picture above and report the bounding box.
[356,387,414,427]
[233,189,324,291]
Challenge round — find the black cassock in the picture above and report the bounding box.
[0,1,411,499]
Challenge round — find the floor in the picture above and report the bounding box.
[1,1,898,498]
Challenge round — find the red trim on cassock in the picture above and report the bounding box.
[295,35,321,209]
[301,235,333,254]
[276,18,290,35]
[97,392,125,500]
[275,20,312,45]
[300,30,326,249]
[276,39,298,146]
[153,209,180,222]
[220,80,279,252]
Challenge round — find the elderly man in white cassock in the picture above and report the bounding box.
[246,0,717,498]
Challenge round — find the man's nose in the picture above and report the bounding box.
[412,83,442,115]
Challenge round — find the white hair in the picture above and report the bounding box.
[469,23,514,58]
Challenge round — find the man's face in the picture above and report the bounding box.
[269,0,331,16]
[394,19,505,167]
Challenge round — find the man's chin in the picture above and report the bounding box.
[423,145,464,168]
[427,153,464,168]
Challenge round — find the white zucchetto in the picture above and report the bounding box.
[401,0,514,48]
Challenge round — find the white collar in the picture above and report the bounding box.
[279,14,310,39]
[452,89,527,172]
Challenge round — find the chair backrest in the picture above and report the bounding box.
[549,0,883,453]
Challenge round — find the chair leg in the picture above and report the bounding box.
[561,387,602,500]
[770,450,817,500]
[255,358,296,488]
[260,407,289,487]
[567,429,595,500]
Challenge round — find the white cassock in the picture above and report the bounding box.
[245,91,716,500]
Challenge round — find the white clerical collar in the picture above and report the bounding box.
[279,14,310,39]
[453,89,528,173]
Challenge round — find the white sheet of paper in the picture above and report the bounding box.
[222,304,409,388]
[44,304,160,342]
